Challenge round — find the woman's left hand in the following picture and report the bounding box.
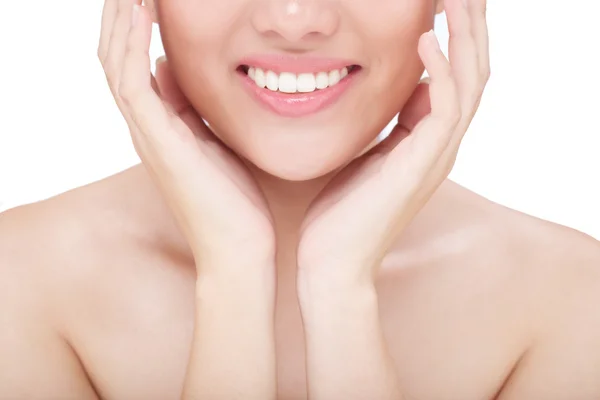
[297,0,490,285]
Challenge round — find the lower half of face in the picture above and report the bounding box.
[157,0,437,181]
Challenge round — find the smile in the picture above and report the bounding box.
[236,55,362,118]
[240,65,358,94]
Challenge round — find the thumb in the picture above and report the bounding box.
[396,78,431,132]
[155,56,191,114]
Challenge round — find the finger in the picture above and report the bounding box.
[468,0,490,78]
[154,57,214,141]
[417,30,461,148]
[104,0,142,94]
[120,5,172,141]
[372,81,430,155]
[396,81,431,132]
[98,0,119,62]
[383,31,460,176]
[155,57,192,114]
[445,0,481,115]
[119,4,203,163]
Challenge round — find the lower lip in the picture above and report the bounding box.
[238,69,360,118]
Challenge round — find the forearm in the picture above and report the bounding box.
[298,277,402,400]
[181,258,277,400]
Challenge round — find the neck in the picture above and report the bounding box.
[246,161,337,234]
[243,134,381,233]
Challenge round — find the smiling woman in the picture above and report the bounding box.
[0,0,600,399]
[151,0,437,180]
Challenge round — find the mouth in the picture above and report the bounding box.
[236,56,363,118]
[237,64,360,94]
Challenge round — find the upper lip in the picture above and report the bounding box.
[238,54,360,74]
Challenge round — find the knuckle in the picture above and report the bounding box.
[97,47,105,64]
[442,65,454,82]
[445,114,462,132]
[448,113,462,129]
[483,67,491,82]
[102,55,116,76]
[104,67,119,90]
[447,101,462,128]
[445,158,456,175]
[468,89,481,109]
[118,82,137,106]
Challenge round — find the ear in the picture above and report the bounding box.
[435,0,445,14]
[143,0,159,23]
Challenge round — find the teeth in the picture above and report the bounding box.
[297,73,316,93]
[278,72,297,93]
[266,70,279,91]
[315,72,329,89]
[245,66,354,93]
[328,69,340,86]
[254,68,266,88]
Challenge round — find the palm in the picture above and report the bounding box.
[299,83,433,267]
[150,60,274,249]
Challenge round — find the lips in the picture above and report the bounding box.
[236,54,363,118]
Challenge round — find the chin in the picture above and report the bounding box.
[229,124,370,182]
[250,153,345,182]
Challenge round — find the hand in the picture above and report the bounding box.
[297,0,490,283]
[97,0,275,267]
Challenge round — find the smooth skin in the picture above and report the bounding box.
[1,0,600,399]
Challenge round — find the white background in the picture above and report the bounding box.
[0,1,599,239]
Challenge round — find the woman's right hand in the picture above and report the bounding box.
[99,3,278,398]
[97,0,275,268]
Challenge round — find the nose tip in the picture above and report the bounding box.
[252,0,340,43]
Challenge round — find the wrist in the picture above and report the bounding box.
[193,244,276,273]
[195,255,276,297]
[297,270,378,316]
[296,249,381,287]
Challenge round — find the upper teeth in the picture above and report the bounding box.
[247,66,351,93]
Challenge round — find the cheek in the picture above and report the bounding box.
[157,0,239,63]
[157,1,236,120]
[360,1,434,101]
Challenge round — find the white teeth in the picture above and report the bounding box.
[254,68,266,88]
[315,72,329,89]
[266,70,279,91]
[297,73,316,93]
[278,72,297,93]
[245,66,354,93]
[328,69,340,86]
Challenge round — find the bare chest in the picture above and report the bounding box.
[67,252,527,400]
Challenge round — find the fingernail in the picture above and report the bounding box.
[131,4,140,26]
[156,55,167,65]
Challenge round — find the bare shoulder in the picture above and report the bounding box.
[0,172,143,399]
[438,180,600,271]
[1,168,140,273]
[0,166,183,293]
[481,186,600,286]
[0,171,130,317]
[447,182,600,398]
[0,167,192,398]
[449,180,600,305]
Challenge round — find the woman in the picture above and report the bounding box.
[1,0,599,399]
